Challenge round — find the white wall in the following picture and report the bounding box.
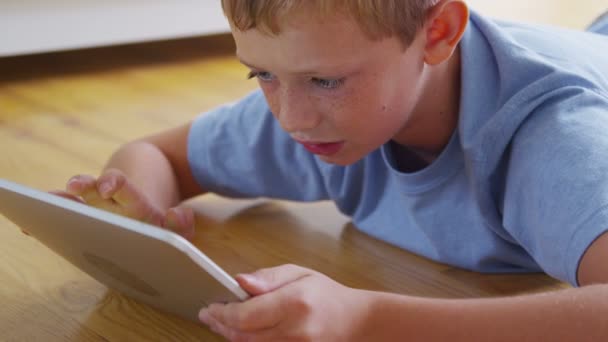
[0,0,230,57]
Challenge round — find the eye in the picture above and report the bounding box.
[312,77,345,90]
[247,71,276,82]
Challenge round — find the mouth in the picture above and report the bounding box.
[295,139,345,156]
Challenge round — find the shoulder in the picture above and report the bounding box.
[458,22,608,169]
[512,90,608,149]
[190,90,281,144]
[464,10,608,90]
[198,90,270,125]
[498,92,608,285]
[504,90,608,206]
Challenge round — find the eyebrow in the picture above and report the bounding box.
[237,55,355,78]
[237,55,260,70]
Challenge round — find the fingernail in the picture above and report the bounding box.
[98,182,111,198]
[199,309,210,324]
[239,274,258,285]
[66,178,79,191]
[174,209,186,227]
[165,210,178,228]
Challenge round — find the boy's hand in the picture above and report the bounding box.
[50,169,195,239]
[199,264,370,342]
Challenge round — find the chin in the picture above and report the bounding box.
[318,153,364,166]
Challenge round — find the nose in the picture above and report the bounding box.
[275,86,321,133]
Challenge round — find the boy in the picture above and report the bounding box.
[57,0,608,340]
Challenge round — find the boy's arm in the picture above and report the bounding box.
[577,230,608,285]
[200,234,608,341]
[104,122,205,211]
[363,231,608,341]
[59,122,203,237]
[365,283,608,341]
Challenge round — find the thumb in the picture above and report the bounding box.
[164,206,195,239]
[236,264,314,296]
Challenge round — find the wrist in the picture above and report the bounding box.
[345,288,378,342]
[354,290,444,341]
[349,289,408,341]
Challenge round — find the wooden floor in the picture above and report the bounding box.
[1,4,604,340]
[0,34,259,341]
[0,34,257,190]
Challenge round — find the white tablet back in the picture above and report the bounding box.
[0,179,248,321]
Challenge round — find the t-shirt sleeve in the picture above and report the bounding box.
[502,92,608,286]
[187,90,329,201]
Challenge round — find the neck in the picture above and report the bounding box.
[392,46,462,159]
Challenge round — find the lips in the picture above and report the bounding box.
[296,140,344,156]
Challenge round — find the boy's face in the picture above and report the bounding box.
[232,9,427,166]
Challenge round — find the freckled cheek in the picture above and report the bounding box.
[315,95,357,132]
[259,86,281,117]
[268,97,281,117]
[263,86,325,120]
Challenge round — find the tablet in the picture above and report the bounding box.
[0,178,249,322]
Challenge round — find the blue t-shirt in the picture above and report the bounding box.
[188,11,608,286]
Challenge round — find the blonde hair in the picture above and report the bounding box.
[221,0,439,46]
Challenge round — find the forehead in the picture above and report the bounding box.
[232,11,401,74]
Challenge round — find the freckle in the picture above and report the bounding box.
[381,105,387,111]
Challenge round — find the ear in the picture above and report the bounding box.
[423,0,469,65]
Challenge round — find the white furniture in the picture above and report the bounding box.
[0,0,230,57]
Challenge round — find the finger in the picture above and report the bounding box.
[202,289,285,332]
[203,314,279,342]
[49,190,86,204]
[234,328,286,342]
[65,182,117,213]
[65,177,123,213]
[164,207,196,239]
[96,169,128,200]
[237,264,314,295]
[201,314,243,341]
[97,170,162,225]
[66,175,110,208]
[65,174,97,196]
